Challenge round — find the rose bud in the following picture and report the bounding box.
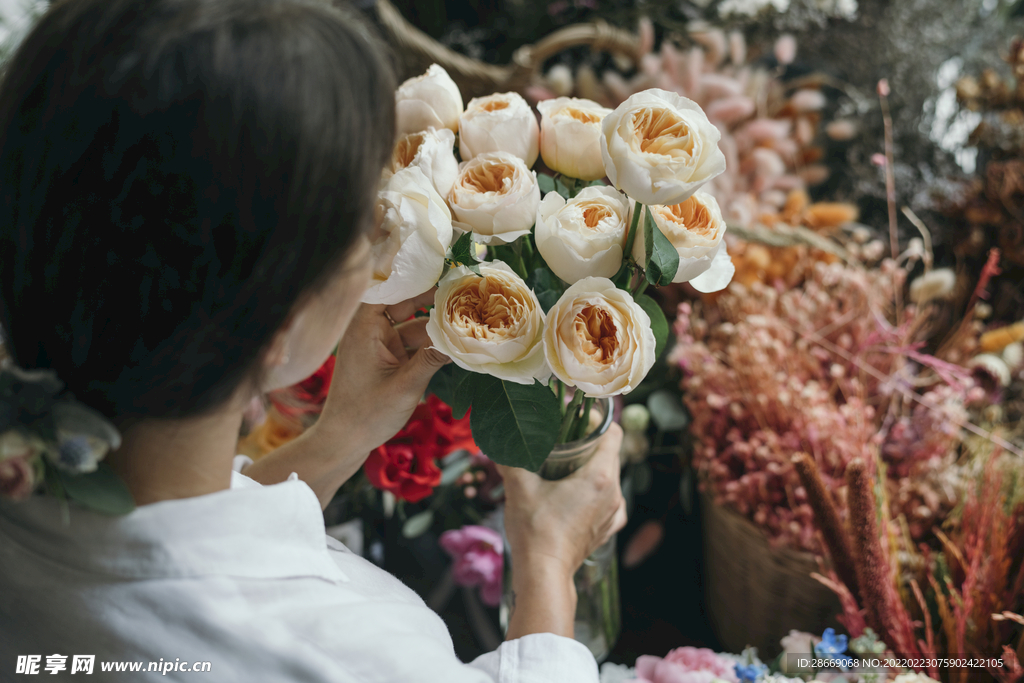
[362,167,453,306]
[537,97,612,181]
[543,277,655,398]
[536,186,632,284]
[459,92,539,167]
[426,261,549,385]
[448,152,540,245]
[600,88,726,206]
[395,64,464,135]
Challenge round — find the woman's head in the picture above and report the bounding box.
[0,0,395,420]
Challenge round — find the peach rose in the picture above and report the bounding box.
[448,152,540,245]
[426,261,549,384]
[537,97,612,181]
[459,92,539,167]
[632,191,734,292]
[543,278,655,397]
[600,88,726,206]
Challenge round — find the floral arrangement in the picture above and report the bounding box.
[378,63,735,469]
[670,244,992,551]
[0,362,130,513]
[796,448,1024,683]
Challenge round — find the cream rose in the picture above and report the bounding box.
[459,92,540,167]
[387,128,459,199]
[543,277,655,397]
[362,167,453,306]
[395,64,464,135]
[536,186,631,284]
[632,191,733,292]
[537,97,612,181]
[426,261,549,384]
[600,88,726,206]
[448,152,540,244]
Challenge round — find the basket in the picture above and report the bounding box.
[366,0,641,100]
[701,492,842,657]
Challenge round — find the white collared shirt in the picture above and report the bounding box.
[0,466,598,682]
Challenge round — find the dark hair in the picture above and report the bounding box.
[0,0,396,420]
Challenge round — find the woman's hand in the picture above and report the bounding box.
[499,424,627,640]
[243,291,449,507]
[315,291,449,455]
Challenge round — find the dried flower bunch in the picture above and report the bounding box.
[672,249,982,552]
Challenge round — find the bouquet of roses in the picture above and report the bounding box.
[370,64,733,470]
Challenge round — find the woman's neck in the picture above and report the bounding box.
[105,407,244,506]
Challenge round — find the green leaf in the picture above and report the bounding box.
[402,509,434,538]
[440,453,473,486]
[644,210,679,286]
[555,176,574,199]
[525,267,566,313]
[587,179,607,187]
[54,463,135,515]
[633,292,669,360]
[449,231,475,266]
[426,364,475,419]
[646,388,690,432]
[537,173,556,195]
[468,375,561,472]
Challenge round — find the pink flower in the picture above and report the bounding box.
[439,525,503,606]
[632,647,738,683]
[0,455,39,501]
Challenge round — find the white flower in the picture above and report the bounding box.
[426,261,549,385]
[459,92,539,167]
[600,88,726,206]
[536,186,631,284]
[537,97,612,181]
[543,277,655,398]
[908,268,956,304]
[387,128,459,200]
[893,675,940,683]
[395,64,464,135]
[362,167,453,306]
[632,192,734,292]
[0,430,46,462]
[448,152,540,245]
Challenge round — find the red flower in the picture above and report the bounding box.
[364,419,442,503]
[424,394,477,456]
[270,356,335,419]
[363,396,476,503]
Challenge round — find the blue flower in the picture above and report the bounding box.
[814,628,853,670]
[734,648,769,682]
[734,662,768,682]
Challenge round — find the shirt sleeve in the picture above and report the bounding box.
[468,634,600,683]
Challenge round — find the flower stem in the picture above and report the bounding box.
[621,201,643,269]
[557,380,565,415]
[632,279,649,298]
[558,390,585,443]
[574,396,595,440]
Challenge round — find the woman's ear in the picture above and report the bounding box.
[259,312,301,390]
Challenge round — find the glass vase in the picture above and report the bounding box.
[500,396,621,662]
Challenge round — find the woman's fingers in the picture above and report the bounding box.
[394,316,431,351]
[385,289,437,323]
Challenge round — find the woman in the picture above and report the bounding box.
[0,0,625,681]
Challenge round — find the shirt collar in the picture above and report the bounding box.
[0,472,349,583]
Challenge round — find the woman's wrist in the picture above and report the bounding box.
[504,553,577,641]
